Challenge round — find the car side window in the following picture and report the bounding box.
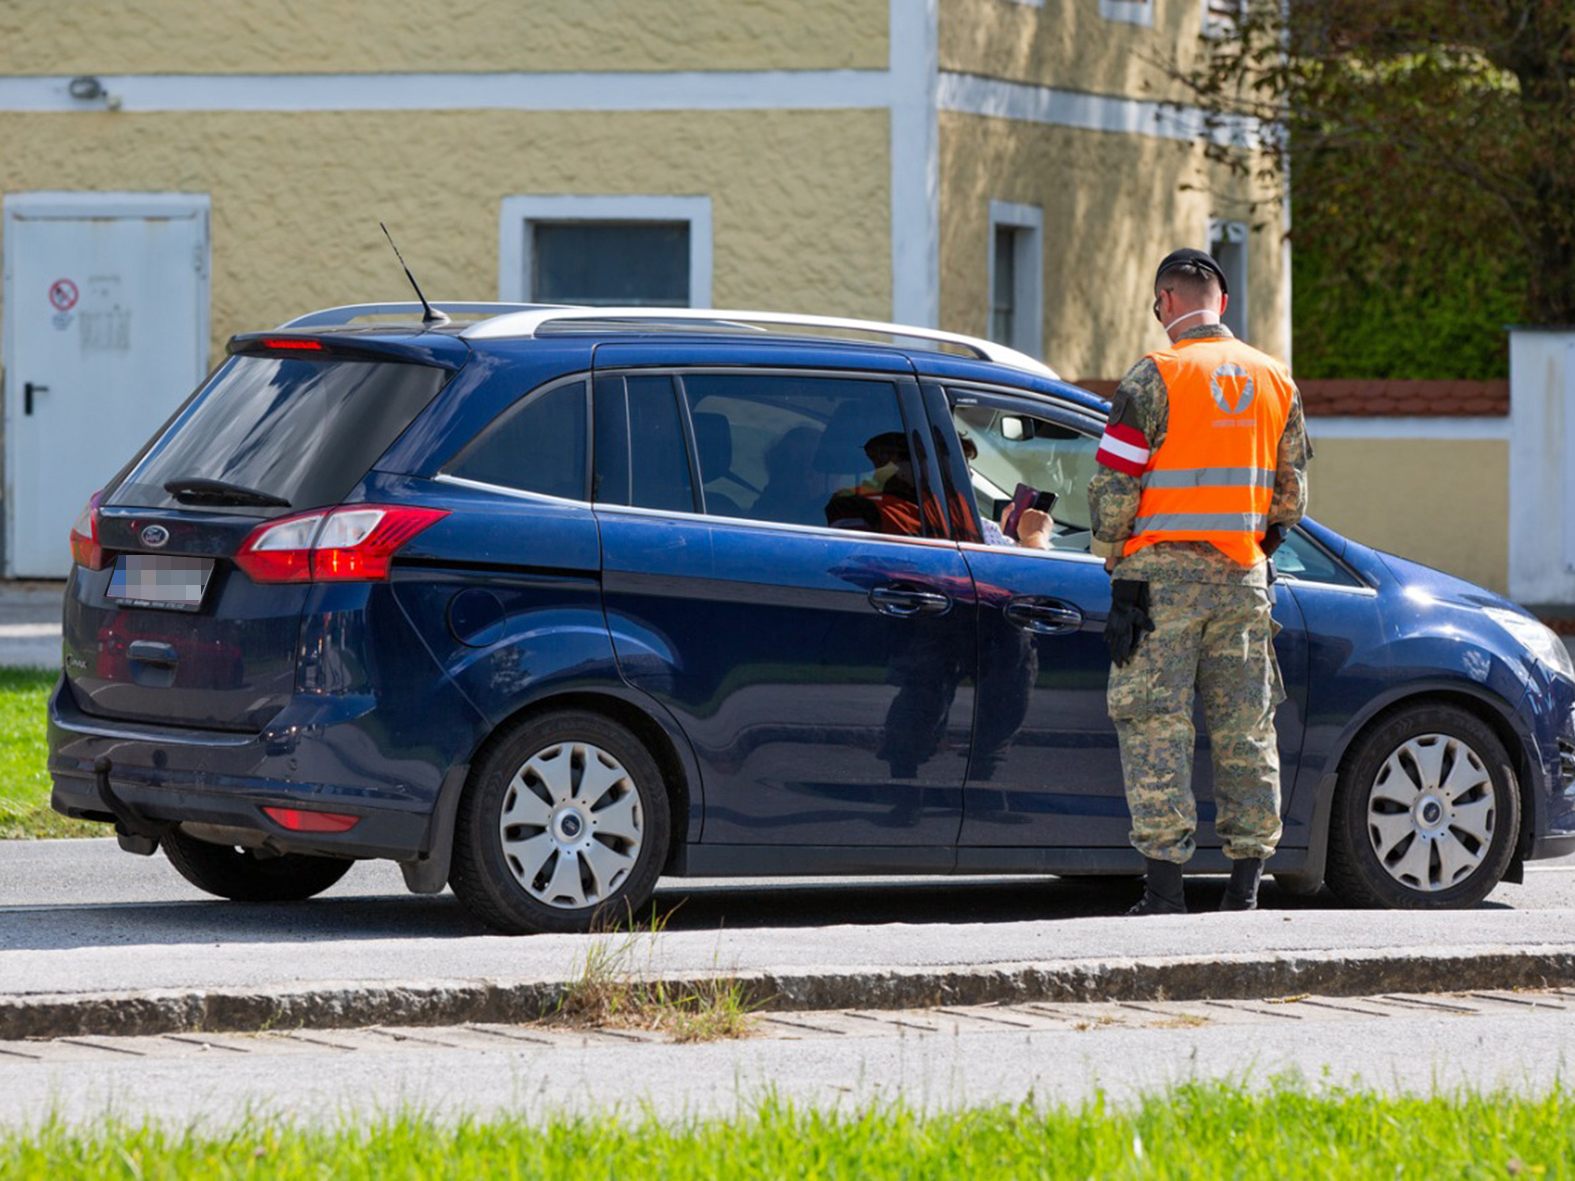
[949,392,1099,552]
[593,375,696,513]
[681,373,924,537]
[447,378,588,500]
[1274,530,1362,586]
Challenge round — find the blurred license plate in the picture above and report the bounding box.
[107,554,215,612]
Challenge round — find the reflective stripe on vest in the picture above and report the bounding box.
[1133,512,1269,534]
[1123,335,1295,568]
[1140,467,1275,491]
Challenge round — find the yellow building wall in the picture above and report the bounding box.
[1307,437,1508,593]
[0,108,891,364]
[0,1,889,75]
[938,111,1287,381]
[940,0,1207,102]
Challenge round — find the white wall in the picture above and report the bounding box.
[1508,329,1575,604]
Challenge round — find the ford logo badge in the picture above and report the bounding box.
[140,525,170,549]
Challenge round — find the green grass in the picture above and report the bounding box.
[2,1083,1572,1179]
[0,667,99,839]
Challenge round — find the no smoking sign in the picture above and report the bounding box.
[48,278,79,313]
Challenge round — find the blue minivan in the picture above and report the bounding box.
[48,303,1575,933]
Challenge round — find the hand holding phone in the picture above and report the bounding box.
[1003,483,1058,541]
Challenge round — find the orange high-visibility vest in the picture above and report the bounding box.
[1123,335,1296,567]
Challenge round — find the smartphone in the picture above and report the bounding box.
[1004,484,1058,540]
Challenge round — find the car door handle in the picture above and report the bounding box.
[1004,599,1084,636]
[24,382,47,416]
[869,586,952,618]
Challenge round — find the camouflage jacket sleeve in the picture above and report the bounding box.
[1088,357,1167,559]
[1267,386,1312,530]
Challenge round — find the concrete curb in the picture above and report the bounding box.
[6,943,1575,1041]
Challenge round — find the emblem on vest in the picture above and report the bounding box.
[1209,363,1256,415]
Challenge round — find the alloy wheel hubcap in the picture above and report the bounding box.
[1366,733,1494,893]
[497,741,643,910]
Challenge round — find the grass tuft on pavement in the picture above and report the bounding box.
[0,667,98,839]
[552,909,759,1042]
[1,1083,1572,1179]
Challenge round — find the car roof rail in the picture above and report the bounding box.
[459,307,1061,380]
[277,302,555,330]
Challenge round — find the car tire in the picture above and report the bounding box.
[1325,704,1520,909]
[162,829,354,902]
[449,710,672,935]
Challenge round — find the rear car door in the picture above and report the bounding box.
[924,383,1310,851]
[592,343,976,850]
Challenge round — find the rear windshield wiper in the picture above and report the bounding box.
[163,477,291,508]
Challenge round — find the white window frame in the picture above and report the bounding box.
[1209,217,1250,341]
[1100,0,1155,27]
[498,195,713,307]
[987,201,1044,362]
[1202,0,1248,39]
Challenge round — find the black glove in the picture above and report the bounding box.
[1262,524,1287,586]
[1105,580,1155,668]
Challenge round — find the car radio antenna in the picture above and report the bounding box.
[380,222,449,327]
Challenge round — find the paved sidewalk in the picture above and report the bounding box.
[5,991,1573,1129]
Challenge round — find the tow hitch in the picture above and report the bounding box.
[93,756,164,856]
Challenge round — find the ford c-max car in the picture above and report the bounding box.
[48,303,1575,933]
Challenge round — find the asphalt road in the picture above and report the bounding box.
[0,583,64,669]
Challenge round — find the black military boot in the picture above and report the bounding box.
[1126,858,1187,916]
[1219,858,1264,912]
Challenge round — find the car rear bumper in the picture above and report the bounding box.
[47,677,448,860]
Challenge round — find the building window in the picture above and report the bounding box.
[498,195,713,307]
[987,201,1044,360]
[1209,219,1249,341]
[1100,0,1154,26]
[1203,0,1247,38]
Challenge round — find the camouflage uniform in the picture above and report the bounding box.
[1088,323,1311,864]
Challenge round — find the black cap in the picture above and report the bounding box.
[1155,248,1228,295]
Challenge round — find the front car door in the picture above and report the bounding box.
[920,382,1310,857]
[591,344,977,854]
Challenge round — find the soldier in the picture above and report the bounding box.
[1088,248,1311,915]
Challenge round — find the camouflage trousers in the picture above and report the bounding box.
[1107,582,1285,864]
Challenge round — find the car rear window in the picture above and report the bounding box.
[107,355,449,512]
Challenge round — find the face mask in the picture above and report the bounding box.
[1163,308,1219,334]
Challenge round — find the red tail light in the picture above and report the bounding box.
[235,504,448,584]
[258,337,325,351]
[69,492,107,570]
[262,806,361,833]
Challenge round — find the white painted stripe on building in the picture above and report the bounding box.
[1308,416,1511,441]
[889,0,941,328]
[0,70,1245,151]
[938,71,1259,148]
[0,71,894,114]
